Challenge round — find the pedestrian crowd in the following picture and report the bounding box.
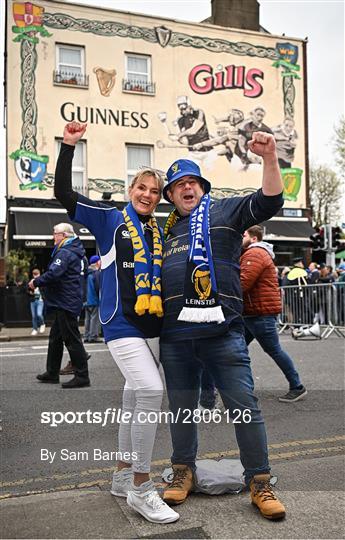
[20,120,344,527]
[278,259,345,328]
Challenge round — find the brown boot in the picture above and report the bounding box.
[59,361,75,375]
[163,465,194,505]
[250,474,286,520]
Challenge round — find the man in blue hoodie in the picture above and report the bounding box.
[84,255,101,343]
[29,223,90,388]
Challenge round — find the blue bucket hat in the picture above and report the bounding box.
[163,159,211,203]
[89,255,100,265]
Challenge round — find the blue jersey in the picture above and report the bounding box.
[71,195,162,342]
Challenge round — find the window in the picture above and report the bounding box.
[54,44,88,87]
[126,144,153,191]
[56,140,87,195]
[123,54,155,94]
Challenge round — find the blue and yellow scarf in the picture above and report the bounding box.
[123,202,164,318]
[51,236,75,258]
[165,194,224,324]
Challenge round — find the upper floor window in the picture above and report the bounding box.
[123,53,155,94]
[56,140,87,195]
[54,44,88,87]
[126,144,153,192]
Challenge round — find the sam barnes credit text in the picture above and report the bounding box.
[41,448,138,463]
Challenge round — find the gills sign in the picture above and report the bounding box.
[189,64,264,97]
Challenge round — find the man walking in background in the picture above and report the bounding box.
[241,225,307,402]
[84,255,102,343]
[29,223,90,388]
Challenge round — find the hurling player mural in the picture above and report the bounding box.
[9,3,304,202]
[156,42,303,201]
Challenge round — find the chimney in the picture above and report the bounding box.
[211,0,260,31]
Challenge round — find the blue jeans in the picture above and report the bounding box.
[200,369,217,409]
[84,306,100,341]
[244,315,301,390]
[160,330,270,484]
[30,300,44,330]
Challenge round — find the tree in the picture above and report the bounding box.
[310,166,342,227]
[5,249,33,285]
[334,116,345,176]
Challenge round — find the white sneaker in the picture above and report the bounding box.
[31,329,38,336]
[127,481,179,524]
[110,468,133,497]
[39,324,46,333]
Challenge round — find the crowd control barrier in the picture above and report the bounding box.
[278,283,345,339]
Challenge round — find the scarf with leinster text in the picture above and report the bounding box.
[166,194,225,324]
[122,202,163,318]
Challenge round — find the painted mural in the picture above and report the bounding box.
[10,2,52,191]
[9,1,305,202]
[93,67,117,97]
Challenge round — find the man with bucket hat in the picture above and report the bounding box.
[160,131,287,520]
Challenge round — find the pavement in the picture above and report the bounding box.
[0,325,82,342]
[0,325,53,341]
[1,329,344,539]
[1,455,344,539]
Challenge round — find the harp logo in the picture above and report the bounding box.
[93,67,116,97]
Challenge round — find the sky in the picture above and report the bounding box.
[1,0,344,223]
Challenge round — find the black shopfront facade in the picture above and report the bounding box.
[3,198,314,326]
[8,198,314,272]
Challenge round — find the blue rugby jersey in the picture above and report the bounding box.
[71,196,162,342]
[54,143,161,343]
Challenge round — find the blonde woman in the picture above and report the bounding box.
[54,122,178,525]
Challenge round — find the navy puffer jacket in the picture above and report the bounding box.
[33,237,86,316]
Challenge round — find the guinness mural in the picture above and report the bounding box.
[60,103,149,128]
[8,1,307,205]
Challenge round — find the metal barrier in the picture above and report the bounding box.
[279,283,345,339]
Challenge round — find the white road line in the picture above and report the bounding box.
[2,348,109,358]
[3,352,53,357]
[0,348,24,352]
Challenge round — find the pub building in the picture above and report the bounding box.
[5,0,313,278]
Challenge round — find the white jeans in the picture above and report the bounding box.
[107,337,163,473]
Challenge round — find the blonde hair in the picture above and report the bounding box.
[129,168,165,195]
[54,223,75,237]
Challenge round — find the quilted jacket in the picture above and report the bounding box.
[240,242,281,316]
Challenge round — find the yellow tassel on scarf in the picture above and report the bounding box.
[149,295,164,317]
[134,294,151,316]
[123,203,164,318]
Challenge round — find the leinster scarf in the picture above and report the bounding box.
[123,202,163,318]
[176,194,225,324]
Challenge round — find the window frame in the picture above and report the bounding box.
[55,43,86,85]
[125,143,154,195]
[56,138,87,196]
[125,52,151,84]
